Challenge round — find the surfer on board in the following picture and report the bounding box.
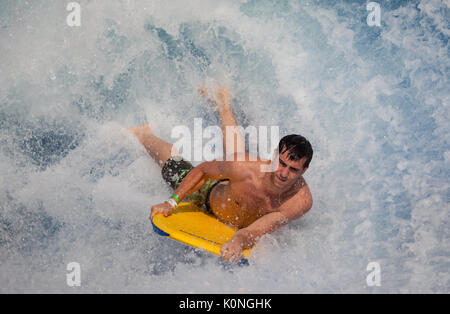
[129,87,313,263]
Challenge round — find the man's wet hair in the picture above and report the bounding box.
[278,134,313,168]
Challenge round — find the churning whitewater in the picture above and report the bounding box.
[0,0,448,293]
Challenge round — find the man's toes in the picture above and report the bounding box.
[140,124,152,135]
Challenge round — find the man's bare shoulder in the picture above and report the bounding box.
[222,153,266,168]
[228,153,271,177]
[297,178,313,204]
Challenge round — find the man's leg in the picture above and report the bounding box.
[199,87,245,157]
[128,125,180,167]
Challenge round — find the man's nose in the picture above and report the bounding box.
[280,167,289,178]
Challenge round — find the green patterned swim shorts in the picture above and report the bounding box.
[161,157,224,211]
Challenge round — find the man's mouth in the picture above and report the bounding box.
[276,175,287,182]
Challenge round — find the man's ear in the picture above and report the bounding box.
[301,166,308,175]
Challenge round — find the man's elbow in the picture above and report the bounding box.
[196,161,214,177]
[197,160,226,180]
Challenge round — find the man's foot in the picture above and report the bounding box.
[128,124,153,141]
[198,87,231,112]
[128,124,179,166]
[198,86,245,157]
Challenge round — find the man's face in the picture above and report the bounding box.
[272,150,308,188]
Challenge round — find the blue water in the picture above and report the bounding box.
[0,0,448,293]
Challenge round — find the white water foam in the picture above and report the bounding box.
[0,0,448,293]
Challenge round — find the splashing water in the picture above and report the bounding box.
[0,0,448,293]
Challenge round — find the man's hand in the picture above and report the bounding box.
[150,202,174,220]
[220,238,244,264]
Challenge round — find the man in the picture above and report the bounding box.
[129,87,313,263]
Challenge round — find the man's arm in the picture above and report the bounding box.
[173,155,249,202]
[220,188,313,262]
[150,155,249,219]
[240,194,312,248]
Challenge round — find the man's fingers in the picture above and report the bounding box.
[220,246,243,264]
[220,247,230,260]
[228,250,242,264]
[221,252,231,262]
[222,253,239,264]
[150,208,156,220]
[150,207,162,220]
[150,205,172,221]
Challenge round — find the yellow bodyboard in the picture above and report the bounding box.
[151,202,251,260]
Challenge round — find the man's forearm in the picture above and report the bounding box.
[232,212,289,249]
[172,166,208,202]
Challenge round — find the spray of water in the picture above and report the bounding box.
[0,0,448,293]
